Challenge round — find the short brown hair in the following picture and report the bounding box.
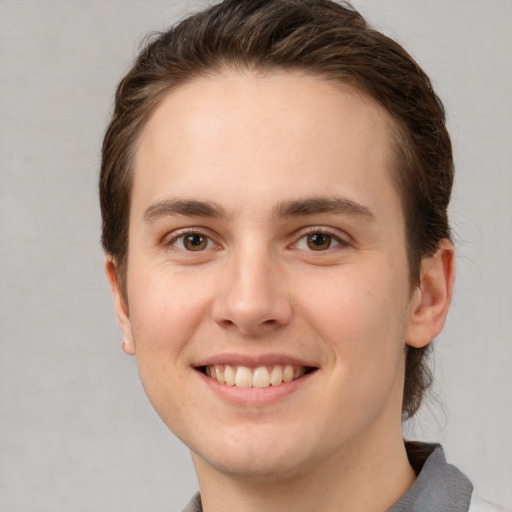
[100,0,453,420]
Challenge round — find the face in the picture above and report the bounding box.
[110,71,429,481]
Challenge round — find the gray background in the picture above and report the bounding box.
[1,1,511,511]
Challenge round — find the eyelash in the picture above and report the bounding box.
[166,229,219,252]
[292,227,350,252]
[165,227,350,254]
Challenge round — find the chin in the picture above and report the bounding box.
[199,450,309,482]
[189,424,320,482]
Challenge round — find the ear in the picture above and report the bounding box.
[105,257,136,355]
[406,239,455,348]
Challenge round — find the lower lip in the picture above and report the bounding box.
[195,369,317,406]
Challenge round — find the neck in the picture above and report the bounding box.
[192,427,416,512]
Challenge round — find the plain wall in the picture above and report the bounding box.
[1,1,511,510]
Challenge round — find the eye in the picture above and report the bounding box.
[295,231,342,251]
[172,232,214,251]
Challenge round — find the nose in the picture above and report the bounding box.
[211,246,293,336]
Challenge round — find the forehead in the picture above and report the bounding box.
[132,70,401,222]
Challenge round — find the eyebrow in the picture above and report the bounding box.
[274,197,375,220]
[143,196,375,223]
[143,198,227,222]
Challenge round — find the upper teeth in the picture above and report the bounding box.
[205,364,307,388]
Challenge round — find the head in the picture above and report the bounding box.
[100,0,453,423]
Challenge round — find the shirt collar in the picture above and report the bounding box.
[389,442,473,511]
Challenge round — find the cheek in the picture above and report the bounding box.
[125,266,213,430]
[299,263,409,374]
[126,264,212,357]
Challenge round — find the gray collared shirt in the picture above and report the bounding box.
[180,443,474,512]
[389,443,473,511]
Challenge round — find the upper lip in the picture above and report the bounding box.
[192,352,318,368]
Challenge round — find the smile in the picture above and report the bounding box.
[199,364,316,388]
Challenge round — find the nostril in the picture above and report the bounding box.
[217,319,237,330]
[216,317,280,334]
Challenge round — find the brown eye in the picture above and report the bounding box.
[306,233,333,250]
[182,233,209,251]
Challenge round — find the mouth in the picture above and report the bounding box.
[197,364,317,389]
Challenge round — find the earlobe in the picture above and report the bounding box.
[122,338,135,356]
[406,239,455,348]
[105,257,136,355]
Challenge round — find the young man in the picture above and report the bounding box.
[100,1,495,510]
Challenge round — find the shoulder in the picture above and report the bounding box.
[469,493,508,512]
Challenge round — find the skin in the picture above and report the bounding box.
[106,70,454,512]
